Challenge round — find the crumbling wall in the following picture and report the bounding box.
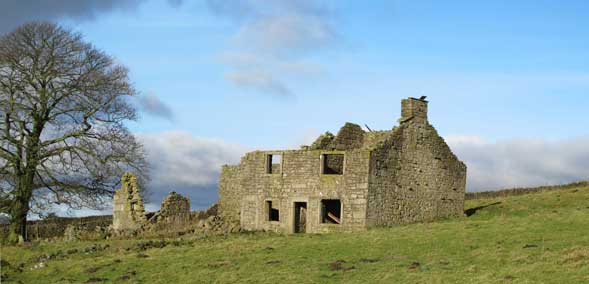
[366,98,466,226]
[218,164,242,224]
[112,173,146,234]
[310,132,335,150]
[143,192,191,232]
[331,123,365,150]
[309,123,365,151]
[217,97,466,233]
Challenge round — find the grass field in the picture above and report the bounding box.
[2,184,589,283]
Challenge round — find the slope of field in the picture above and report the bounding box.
[2,184,589,283]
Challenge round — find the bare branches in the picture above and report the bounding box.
[0,22,148,224]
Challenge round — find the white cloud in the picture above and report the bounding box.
[446,135,589,192]
[209,0,337,97]
[140,131,246,187]
[445,135,487,146]
[225,70,292,97]
[233,12,335,55]
[138,131,247,209]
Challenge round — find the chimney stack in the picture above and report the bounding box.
[400,97,428,124]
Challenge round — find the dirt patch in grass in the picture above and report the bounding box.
[329,260,346,271]
[208,260,231,269]
[136,252,149,258]
[85,266,99,273]
[408,261,421,271]
[265,260,281,265]
[359,258,380,263]
[561,247,589,266]
[116,270,137,281]
[86,277,108,283]
[329,260,355,271]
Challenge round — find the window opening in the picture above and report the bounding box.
[321,154,344,175]
[266,154,282,174]
[266,200,280,221]
[321,199,341,224]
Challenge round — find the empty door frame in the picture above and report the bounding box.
[293,202,307,233]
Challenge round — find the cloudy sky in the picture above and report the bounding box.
[2,0,588,215]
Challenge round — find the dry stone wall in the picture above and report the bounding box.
[0,215,112,241]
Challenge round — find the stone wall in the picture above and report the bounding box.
[0,215,112,241]
[366,99,466,226]
[330,123,365,150]
[465,181,588,200]
[218,149,371,233]
[111,173,196,236]
[143,192,191,232]
[218,165,242,223]
[112,173,146,234]
[310,132,335,150]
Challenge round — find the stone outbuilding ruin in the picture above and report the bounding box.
[111,173,192,235]
[218,97,467,233]
[112,173,147,233]
[143,192,191,232]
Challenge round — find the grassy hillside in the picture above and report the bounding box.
[2,184,589,283]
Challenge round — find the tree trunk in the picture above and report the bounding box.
[8,174,33,243]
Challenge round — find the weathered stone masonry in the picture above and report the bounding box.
[111,174,192,235]
[218,97,467,233]
[112,173,146,233]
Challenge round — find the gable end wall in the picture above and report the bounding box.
[366,122,466,226]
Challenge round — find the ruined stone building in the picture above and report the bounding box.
[112,173,147,233]
[112,173,191,235]
[218,97,467,233]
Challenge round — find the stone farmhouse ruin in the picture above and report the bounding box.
[218,97,467,234]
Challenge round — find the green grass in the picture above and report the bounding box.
[2,185,589,283]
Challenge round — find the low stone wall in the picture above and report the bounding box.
[0,215,112,241]
[465,181,588,200]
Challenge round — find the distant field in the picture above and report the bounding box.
[2,184,589,283]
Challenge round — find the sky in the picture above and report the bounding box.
[1,0,588,216]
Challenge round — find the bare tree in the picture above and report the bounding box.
[0,22,148,243]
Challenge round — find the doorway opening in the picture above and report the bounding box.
[294,202,307,233]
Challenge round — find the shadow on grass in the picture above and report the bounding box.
[464,202,502,217]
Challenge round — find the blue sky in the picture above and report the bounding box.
[54,0,589,145]
[2,0,588,214]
